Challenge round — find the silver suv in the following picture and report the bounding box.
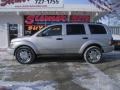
[8,23,113,64]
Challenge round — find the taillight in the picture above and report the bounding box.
[110,37,114,45]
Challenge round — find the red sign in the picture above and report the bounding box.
[26,25,45,31]
[0,0,63,9]
[24,15,90,35]
[1,0,30,6]
[70,15,90,22]
[25,15,68,24]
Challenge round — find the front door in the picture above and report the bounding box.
[8,24,18,42]
[34,25,64,54]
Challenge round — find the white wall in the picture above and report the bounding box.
[0,14,23,48]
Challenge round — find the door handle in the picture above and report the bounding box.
[56,38,63,40]
[82,37,88,39]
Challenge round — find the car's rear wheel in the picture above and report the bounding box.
[15,46,36,64]
[84,46,102,64]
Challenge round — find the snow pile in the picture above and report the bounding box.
[112,35,120,41]
[0,81,56,90]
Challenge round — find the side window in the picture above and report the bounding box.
[89,25,107,34]
[42,25,62,36]
[67,24,85,35]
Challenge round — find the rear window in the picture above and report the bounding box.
[66,24,86,35]
[89,25,107,34]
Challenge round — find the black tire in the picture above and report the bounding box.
[84,46,102,64]
[15,46,36,64]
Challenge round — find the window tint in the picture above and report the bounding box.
[89,25,107,34]
[67,24,85,35]
[42,25,62,36]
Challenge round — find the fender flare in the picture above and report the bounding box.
[79,41,103,54]
[14,40,39,55]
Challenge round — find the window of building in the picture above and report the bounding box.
[66,24,85,35]
[89,25,107,34]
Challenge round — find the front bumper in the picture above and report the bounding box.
[7,48,15,55]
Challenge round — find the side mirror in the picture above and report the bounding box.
[41,33,47,36]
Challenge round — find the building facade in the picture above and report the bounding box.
[0,0,105,48]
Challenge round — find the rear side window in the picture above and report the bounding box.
[89,25,107,34]
[67,24,85,35]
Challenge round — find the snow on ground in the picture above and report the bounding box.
[0,81,57,90]
[67,63,120,90]
[0,51,120,90]
[0,51,57,90]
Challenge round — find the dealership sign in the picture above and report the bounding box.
[24,15,68,35]
[25,15,68,24]
[0,0,64,8]
[24,15,90,35]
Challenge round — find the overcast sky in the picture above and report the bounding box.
[64,0,89,4]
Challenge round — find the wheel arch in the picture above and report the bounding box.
[14,45,36,55]
[13,40,39,56]
[79,43,104,55]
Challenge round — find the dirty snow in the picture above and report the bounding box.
[16,87,33,90]
[0,81,56,90]
[67,63,120,90]
[0,51,120,90]
[114,73,120,85]
[0,51,57,90]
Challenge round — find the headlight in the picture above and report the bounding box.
[10,42,15,48]
[10,43,13,48]
[10,41,20,48]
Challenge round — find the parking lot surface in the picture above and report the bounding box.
[0,51,120,90]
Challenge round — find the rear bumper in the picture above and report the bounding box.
[7,48,15,55]
[103,46,114,53]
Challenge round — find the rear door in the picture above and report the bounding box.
[63,24,89,53]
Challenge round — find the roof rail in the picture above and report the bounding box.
[90,22,103,24]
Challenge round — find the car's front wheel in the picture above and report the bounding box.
[15,46,36,64]
[84,46,102,64]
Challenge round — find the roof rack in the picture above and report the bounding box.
[90,22,103,24]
